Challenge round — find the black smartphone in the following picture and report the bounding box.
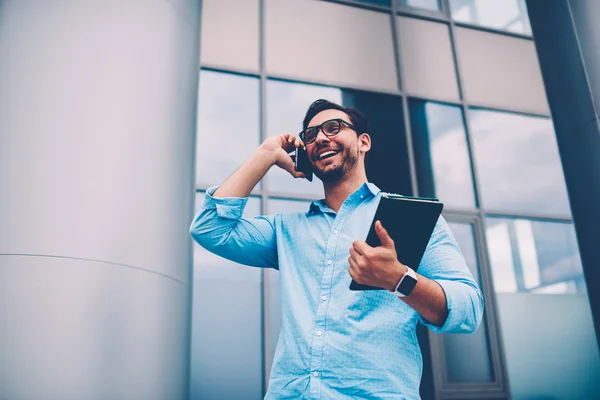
[294,145,313,182]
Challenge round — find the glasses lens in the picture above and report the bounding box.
[323,120,341,135]
[304,127,318,144]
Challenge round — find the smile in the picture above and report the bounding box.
[316,149,341,161]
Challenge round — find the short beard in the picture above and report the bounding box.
[313,147,359,183]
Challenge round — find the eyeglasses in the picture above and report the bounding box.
[299,118,356,145]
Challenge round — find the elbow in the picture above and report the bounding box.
[461,285,485,333]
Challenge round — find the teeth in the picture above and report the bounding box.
[318,150,338,160]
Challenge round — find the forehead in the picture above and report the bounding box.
[308,109,350,128]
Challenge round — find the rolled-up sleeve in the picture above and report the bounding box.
[417,216,484,334]
[190,186,279,269]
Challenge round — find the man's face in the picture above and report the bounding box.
[305,109,362,183]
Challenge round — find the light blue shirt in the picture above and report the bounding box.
[190,183,483,400]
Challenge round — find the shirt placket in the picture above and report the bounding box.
[308,202,354,399]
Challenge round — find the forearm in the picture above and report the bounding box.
[400,273,448,327]
[213,146,276,198]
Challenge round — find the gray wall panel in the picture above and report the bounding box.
[0,0,199,283]
[0,255,190,400]
[454,27,549,115]
[397,17,460,102]
[200,0,260,72]
[265,0,398,92]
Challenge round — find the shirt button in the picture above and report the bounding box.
[321,295,327,301]
[327,260,332,265]
[312,371,319,377]
[316,330,323,336]
[360,195,364,199]
[333,229,339,234]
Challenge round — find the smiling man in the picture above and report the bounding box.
[190,99,483,399]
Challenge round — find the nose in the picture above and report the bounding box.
[314,128,330,144]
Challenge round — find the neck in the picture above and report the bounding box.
[322,169,368,213]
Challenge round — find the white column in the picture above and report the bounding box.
[0,1,200,399]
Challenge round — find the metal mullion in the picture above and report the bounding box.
[441,0,511,396]
[258,0,270,396]
[322,0,392,12]
[453,21,533,40]
[265,72,403,97]
[391,0,419,197]
[485,211,573,223]
[199,63,261,78]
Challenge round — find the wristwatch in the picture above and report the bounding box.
[394,265,418,298]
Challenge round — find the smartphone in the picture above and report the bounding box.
[294,145,313,182]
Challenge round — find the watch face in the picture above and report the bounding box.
[398,275,418,295]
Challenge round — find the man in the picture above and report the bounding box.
[190,99,484,399]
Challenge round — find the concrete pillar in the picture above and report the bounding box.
[0,1,201,399]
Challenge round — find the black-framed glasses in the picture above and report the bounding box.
[299,118,356,145]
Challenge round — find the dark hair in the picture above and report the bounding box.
[302,99,370,135]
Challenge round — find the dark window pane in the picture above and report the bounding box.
[468,109,571,216]
[196,70,260,189]
[402,0,440,11]
[485,218,586,294]
[450,0,531,35]
[442,223,493,383]
[190,193,262,399]
[410,100,476,209]
[353,0,390,6]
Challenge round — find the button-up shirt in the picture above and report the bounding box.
[190,183,484,400]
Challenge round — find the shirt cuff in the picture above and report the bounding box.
[420,279,482,334]
[203,186,249,220]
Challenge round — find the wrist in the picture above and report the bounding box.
[256,145,279,166]
[387,262,408,292]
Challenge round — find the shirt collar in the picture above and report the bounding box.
[306,182,381,215]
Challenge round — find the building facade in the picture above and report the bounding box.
[190,0,600,399]
[1,1,598,400]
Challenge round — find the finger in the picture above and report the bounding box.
[294,136,305,149]
[349,247,361,263]
[348,257,359,279]
[375,220,395,249]
[352,240,369,255]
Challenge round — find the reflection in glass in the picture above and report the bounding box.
[449,0,531,35]
[264,198,312,376]
[196,70,260,189]
[409,101,476,209]
[402,0,440,11]
[468,109,571,216]
[190,192,263,399]
[267,80,343,198]
[442,223,493,383]
[486,218,586,294]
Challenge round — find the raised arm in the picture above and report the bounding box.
[213,133,305,198]
[190,133,306,268]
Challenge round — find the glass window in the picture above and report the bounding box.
[266,80,342,198]
[264,199,312,378]
[489,217,600,399]
[449,0,531,35]
[468,109,571,216]
[190,192,263,399]
[402,0,440,12]
[441,222,493,383]
[486,218,586,294]
[196,70,260,189]
[410,100,476,209]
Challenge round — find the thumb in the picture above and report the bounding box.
[375,220,394,249]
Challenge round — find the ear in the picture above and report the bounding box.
[358,133,371,153]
